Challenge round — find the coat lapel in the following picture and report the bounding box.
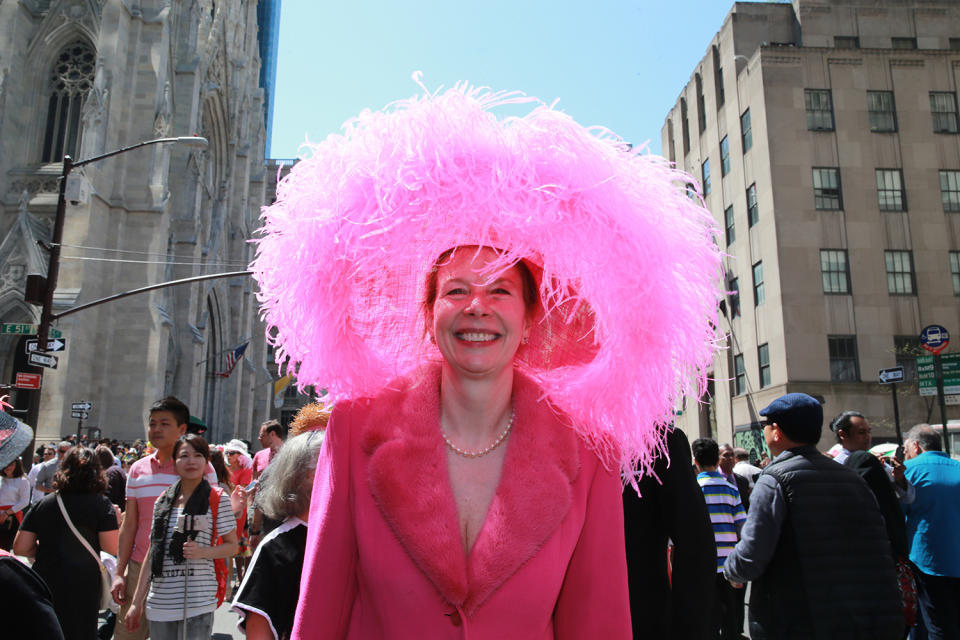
[463,371,580,614]
[363,365,581,613]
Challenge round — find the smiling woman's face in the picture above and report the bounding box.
[428,247,530,381]
[174,442,207,481]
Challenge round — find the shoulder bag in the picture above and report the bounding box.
[56,492,113,610]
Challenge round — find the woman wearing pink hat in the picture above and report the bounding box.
[252,82,722,639]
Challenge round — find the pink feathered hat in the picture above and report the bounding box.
[252,82,722,481]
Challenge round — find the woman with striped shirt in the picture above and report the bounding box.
[123,434,237,639]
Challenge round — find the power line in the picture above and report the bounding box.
[57,242,251,264]
[61,255,250,267]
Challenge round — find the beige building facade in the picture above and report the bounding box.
[0,0,277,445]
[663,0,960,458]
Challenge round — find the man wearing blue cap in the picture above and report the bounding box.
[723,393,903,639]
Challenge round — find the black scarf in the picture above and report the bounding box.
[150,479,211,579]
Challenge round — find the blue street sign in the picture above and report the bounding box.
[920,325,950,355]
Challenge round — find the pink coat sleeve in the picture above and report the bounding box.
[553,458,632,639]
[292,410,358,639]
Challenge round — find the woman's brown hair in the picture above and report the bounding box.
[53,446,106,494]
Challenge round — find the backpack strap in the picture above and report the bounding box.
[209,487,220,534]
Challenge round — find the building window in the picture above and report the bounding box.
[734,353,746,395]
[876,169,906,211]
[713,46,725,109]
[696,73,706,134]
[740,109,752,153]
[885,250,916,295]
[702,159,711,195]
[758,343,771,388]
[829,335,860,382]
[891,37,917,50]
[41,40,96,163]
[728,276,740,318]
[951,251,960,295]
[930,92,959,133]
[950,38,960,51]
[752,261,764,306]
[747,183,759,227]
[867,91,897,133]
[940,170,960,212]
[812,167,843,210]
[720,136,731,177]
[805,89,835,131]
[894,336,920,383]
[834,36,859,49]
[724,205,735,246]
[681,98,690,154]
[716,66,725,109]
[667,119,676,164]
[820,249,851,294]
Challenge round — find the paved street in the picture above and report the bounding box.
[212,603,242,639]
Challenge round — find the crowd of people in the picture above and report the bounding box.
[0,84,958,640]
[0,397,329,640]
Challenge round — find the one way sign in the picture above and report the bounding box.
[878,366,905,384]
[26,338,66,354]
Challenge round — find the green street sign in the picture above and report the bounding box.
[0,323,62,338]
[917,353,960,396]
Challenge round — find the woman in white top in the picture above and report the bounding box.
[124,434,237,640]
[0,456,30,550]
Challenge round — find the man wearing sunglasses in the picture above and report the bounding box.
[723,393,903,640]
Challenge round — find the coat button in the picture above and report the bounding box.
[448,610,462,626]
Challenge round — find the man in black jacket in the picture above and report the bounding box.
[723,393,902,639]
[623,426,717,640]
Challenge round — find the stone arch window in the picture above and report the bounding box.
[41,40,96,163]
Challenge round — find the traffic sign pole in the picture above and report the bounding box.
[935,355,951,456]
[891,383,902,445]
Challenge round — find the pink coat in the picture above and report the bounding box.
[292,366,632,639]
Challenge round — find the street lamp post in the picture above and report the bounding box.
[25,136,208,438]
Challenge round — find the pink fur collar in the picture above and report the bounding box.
[361,365,580,614]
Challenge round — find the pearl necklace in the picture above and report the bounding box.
[442,411,514,458]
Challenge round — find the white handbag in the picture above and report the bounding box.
[56,492,114,611]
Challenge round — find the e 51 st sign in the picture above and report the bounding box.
[878,366,905,384]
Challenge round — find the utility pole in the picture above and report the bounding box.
[22,137,208,443]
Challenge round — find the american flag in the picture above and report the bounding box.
[216,342,249,378]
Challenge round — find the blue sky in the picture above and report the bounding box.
[270,1,785,159]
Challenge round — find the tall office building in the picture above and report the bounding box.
[663,0,960,457]
[257,0,282,156]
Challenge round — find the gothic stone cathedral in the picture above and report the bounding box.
[0,0,278,444]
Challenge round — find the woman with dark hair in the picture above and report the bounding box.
[0,456,30,550]
[95,444,126,510]
[14,446,119,640]
[123,434,238,639]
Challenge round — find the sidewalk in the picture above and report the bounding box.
[212,603,242,639]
